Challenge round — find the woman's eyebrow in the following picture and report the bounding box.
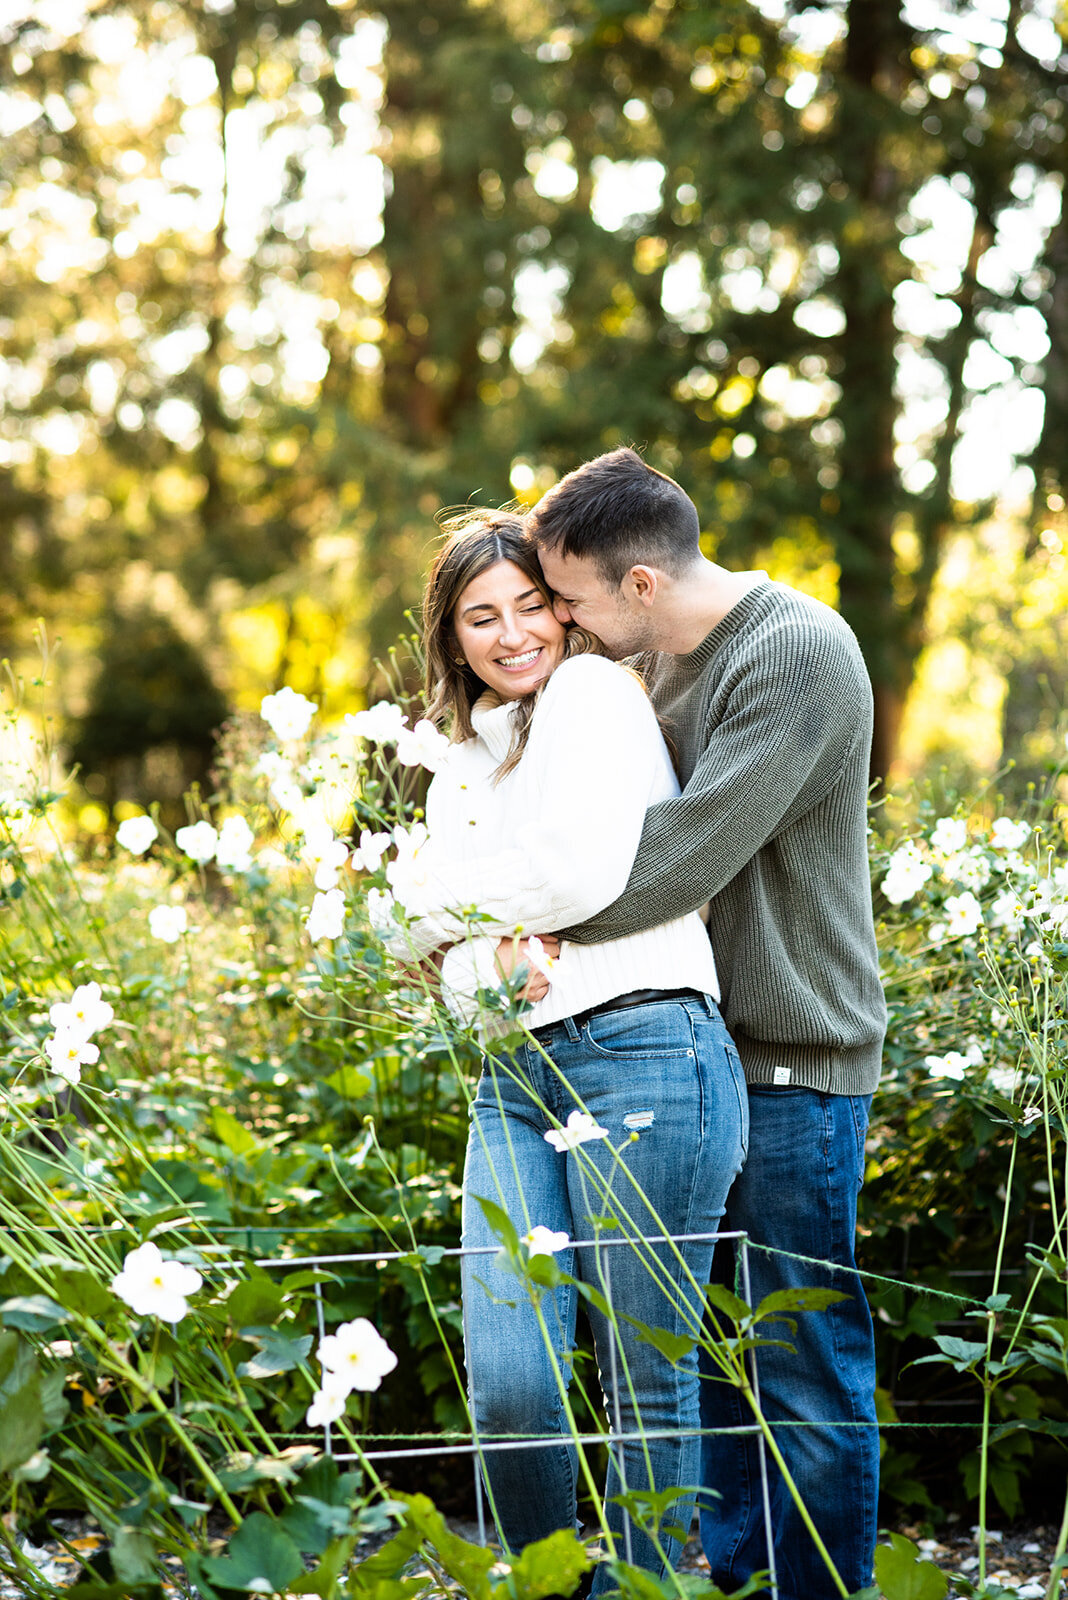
[460,587,541,617]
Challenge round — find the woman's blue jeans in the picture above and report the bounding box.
[460,994,748,1591]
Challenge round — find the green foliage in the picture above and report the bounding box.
[873,1533,948,1600]
[1,673,1066,1597]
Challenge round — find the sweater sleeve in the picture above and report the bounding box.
[406,656,665,949]
[561,619,870,946]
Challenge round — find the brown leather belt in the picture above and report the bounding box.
[566,987,707,1032]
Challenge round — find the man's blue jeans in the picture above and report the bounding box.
[699,1086,878,1600]
[461,995,748,1592]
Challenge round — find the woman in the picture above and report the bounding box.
[404,509,747,1588]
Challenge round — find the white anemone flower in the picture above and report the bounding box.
[260,687,318,742]
[989,817,1030,852]
[990,889,1026,931]
[345,701,408,745]
[930,817,968,854]
[175,821,219,865]
[148,904,188,943]
[525,936,557,980]
[352,829,391,873]
[544,1110,610,1152]
[941,849,991,891]
[317,1318,398,1392]
[49,981,114,1039]
[523,1225,570,1257]
[301,822,350,891]
[385,822,443,916]
[215,815,256,872]
[45,1030,99,1085]
[943,891,983,938]
[111,1242,203,1322]
[880,842,932,905]
[305,888,346,942]
[923,1052,969,1081]
[396,718,450,773]
[305,1371,352,1427]
[115,815,158,855]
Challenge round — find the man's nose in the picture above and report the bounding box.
[552,598,572,624]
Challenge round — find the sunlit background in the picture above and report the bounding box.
[2,0,1067,828]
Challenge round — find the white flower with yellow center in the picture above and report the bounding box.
[544,1110,610,1152]
[317,1318,398,1392]
[111,1242,203,1323]
[49,980,113,1040]
[523,1225,570,1257]
[260,687,318,742]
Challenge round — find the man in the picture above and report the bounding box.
[526,446,886,1600]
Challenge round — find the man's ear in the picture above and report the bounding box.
[624,565,660,608]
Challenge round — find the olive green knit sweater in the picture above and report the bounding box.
[563,579,886,1094]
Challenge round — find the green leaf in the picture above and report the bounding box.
[873,1533,948,1600]
[703,1284,753,1325]
[389,1493,497,1597]
[628,1321,696,1365]
[111,1527,157,1587]
[0,1372,45,1471]
[754,1287,850,1319]
[210,1106,260,1157]
[236,1329,314,1379]
[201,1512,305,1592]
[281,1495,354,1555]
[0,1294,68,1331]
[226,1272,285,1329]
[49,1270,115,1318]
[472,1193,521,1255]
[909,1336,987,1374]
[323,1065,372,1099]
[506,1527,593,1598]
[39,1368,69,1430]
[10,1447,50,1483]
[287,1536,356,1594]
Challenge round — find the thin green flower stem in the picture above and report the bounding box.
[431,1057,617,1556]
[40,811,123,973]
[977,1133,1019,1587]
[577,1164,683,1596]
[387,938,844,1587]
[448,1055,608,1435]
[0,1212,244,1523]
[1047,1486,1068,1600]
[0,1144,122,1275]
[356,1125,471,1412]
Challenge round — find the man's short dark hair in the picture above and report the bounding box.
[527,447,701,587]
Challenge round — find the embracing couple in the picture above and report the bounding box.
[404,447,886,1600]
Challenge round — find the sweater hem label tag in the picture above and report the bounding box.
[772,1066,792,1086]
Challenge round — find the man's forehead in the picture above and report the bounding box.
[538,548,606,593]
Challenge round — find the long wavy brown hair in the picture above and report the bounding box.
[422,509,603,780]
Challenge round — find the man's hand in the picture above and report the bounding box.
[494,934,561,1003]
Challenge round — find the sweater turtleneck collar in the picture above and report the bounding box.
[470,691,522,764]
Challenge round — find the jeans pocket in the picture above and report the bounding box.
[582,1000,697,1060]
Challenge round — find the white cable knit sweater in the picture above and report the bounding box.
[413,654,719,1032]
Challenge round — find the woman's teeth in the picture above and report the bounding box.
[498,649,540,668]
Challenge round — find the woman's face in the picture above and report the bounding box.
[452,559,567,700]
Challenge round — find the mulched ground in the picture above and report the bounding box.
[2,1515,1063,1596]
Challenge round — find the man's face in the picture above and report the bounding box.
[537,548,656,659]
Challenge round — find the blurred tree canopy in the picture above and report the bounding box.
[1,0,1066,800]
